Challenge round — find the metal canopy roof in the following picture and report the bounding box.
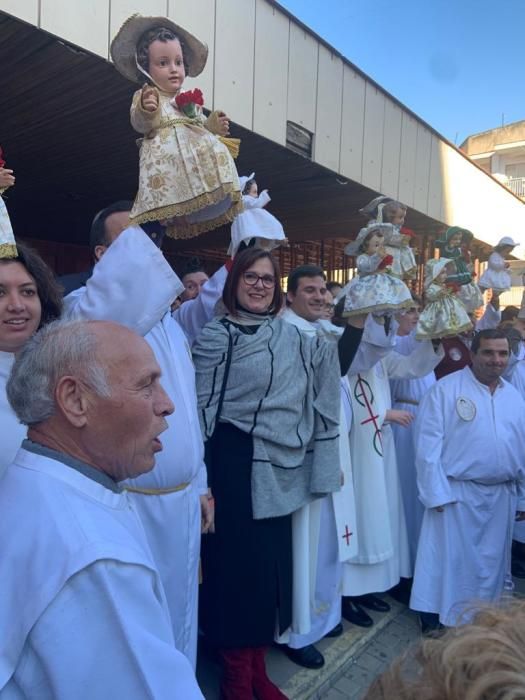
[0,12,492,274]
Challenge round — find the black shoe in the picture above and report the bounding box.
[354,594,391,613]
[388,578,412,606]
[419,612,443,635]
[324,622,343,638]
[512,540,525,563]
[284,644,324,669]
[342,598,373,628]
[512,558,525,578]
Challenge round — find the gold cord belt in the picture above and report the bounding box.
[124,482,190,495]
[160,117,201,128]
[394,398,419,406]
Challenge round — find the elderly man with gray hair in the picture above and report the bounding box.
[0,320,204,699]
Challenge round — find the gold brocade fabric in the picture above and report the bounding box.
[129,91,241,240]
[416,284,472,340]
[342,253,413,317]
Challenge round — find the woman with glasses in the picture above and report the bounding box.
[193,248,341,700]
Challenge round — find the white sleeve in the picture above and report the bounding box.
[476,302,501,331]
[26,561,204,699]
[63,226,182,338]
[174,265,228,346]
[383,340,444,379]
[242,191,271,210]
[347,314,398,375]
[414,386,455,509]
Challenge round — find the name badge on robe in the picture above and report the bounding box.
[449,347,463,361]
[456,396,476,421]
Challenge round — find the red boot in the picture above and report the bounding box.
[252,647,289,700]
[218,647,254,700]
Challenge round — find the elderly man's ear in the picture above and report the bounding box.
[55,377,91,427]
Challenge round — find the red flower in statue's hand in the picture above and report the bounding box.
[400,226,415,238]
[446,281,460,293]
[190,88,204,106]
[175,88,204,111]
[0,147,5,168]
[378,254,394,270]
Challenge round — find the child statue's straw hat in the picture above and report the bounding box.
[110,14,208,83]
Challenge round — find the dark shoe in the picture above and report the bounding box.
[419,612,443,636]
[284,644,324,669]
[324,622,343,638]
[512,558,525,578]
[342,598,373,628]
[512,540,525,563]
[388,577,412,606]
[354,594,391,613]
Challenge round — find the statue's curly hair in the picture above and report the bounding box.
[136,27,188,75]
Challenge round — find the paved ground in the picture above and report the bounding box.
[197,575,525,699]
[196,597,419,699]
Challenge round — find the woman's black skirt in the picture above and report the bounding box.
[200,422,292,648]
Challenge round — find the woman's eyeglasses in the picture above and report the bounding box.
[242,271,276,289]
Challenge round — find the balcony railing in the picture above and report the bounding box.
[506,177,525,199]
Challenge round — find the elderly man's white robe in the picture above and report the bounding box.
[64,227,226,667]
[0,446,202,699]
[0,352,26,479]
[343,340,443,595]
[410,366,525,626]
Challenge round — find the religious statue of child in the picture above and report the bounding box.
[435,226,484,312]
[110,14,242,240]
[478,236,519,294]
[359,196,417,280]
[416,259,473,340]
[340,224,412,319]
[229,172,287,257]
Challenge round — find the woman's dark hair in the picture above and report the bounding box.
[222,248,283,316]
[0,242,63,327]
[136,27,189,75]
[242,178,256,195]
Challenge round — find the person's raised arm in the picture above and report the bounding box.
[174,265,228,346]
[337,323,364,376]
[346,314,398,375]
[383,338,444,380]
[64,226,181,337]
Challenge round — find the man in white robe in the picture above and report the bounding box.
[64,206,228,667]
[342,329,443,624]
[278,265,364,668]
[0,320,203,699]
[410,329,525,627]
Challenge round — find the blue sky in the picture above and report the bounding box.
[279,0,525,146]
